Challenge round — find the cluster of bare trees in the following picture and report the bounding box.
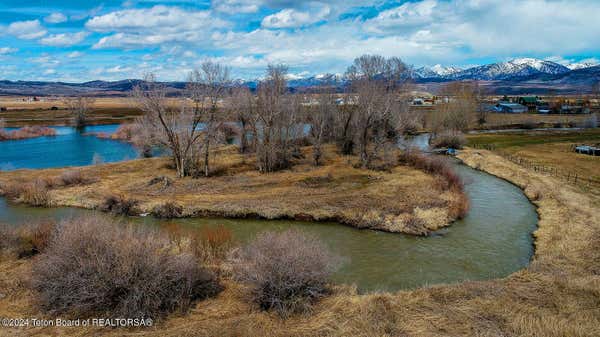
[132,62,231,178]
[132,54,419,178]
[344,55,412,167]
[63,96,95,129]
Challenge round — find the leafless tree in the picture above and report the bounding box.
[254,65,302,172]
[334,92,356,155]
[432,81,479,133]
[187,61,231,177]
[230,86,257,153]
[345,54,409,168]
[132,74,204,178]
[309,87,336,165]
[63,96,95,129]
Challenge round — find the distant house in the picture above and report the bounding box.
[517,96,542,111]
[494,102,528,113]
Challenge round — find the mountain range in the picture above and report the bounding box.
[0,58,599,96]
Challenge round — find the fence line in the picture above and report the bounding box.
[470,143,600,189]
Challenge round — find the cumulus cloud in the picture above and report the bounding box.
[0,47,18,55]
[67,51,85,58]
[40,32,89,47]
[261,6,330,28]
[44,12,68,24]
[6,20,47,39]
[213,0,260,14]
[86,5,229,49]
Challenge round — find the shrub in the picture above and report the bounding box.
[191,225,233,263]
[31,217,221,318]
[151,202,183,218]
[57,170,96,186]
[399,148,464,191]
[20,179,50,207]
[0,222,55,259]
[431,131,466,149]
[231,230,340,317]
[99,194,139,216]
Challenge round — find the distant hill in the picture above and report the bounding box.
[1,59,599,96]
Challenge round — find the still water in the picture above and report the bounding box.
[0,129,538,292]
[0,125,138,170]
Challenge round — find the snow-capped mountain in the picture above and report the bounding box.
[566,61,599,70]
[413,65,461,78]
[449,58,570,80]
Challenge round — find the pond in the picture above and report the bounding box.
[0,128,538,292]
[0,125,138,170]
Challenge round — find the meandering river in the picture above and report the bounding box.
[0,127,538,292]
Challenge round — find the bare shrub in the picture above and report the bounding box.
[191,225,233,263]
[57,170,96,186]
[151,202,183,218]
[399,149,465,192]
[0,222,56,259]
[31,217,221,318]
[231,230,340,317]
[431,131,466,149]
[19,179,50,207]
[99,194,139,216]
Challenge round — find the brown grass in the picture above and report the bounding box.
[0,149,599,336]
[0,179,50,207]
[0,125,56,140]
[0,145,466,235]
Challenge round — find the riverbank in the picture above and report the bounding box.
[0,145,467,236]
[0,148,598,336]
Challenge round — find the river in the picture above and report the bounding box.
[0,127,538,292]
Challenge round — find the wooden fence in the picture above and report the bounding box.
[470,143,600,189]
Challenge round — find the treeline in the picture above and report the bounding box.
[129,54,432,177]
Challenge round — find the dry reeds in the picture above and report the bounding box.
[0,126,56,141]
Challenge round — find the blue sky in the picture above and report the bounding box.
[0,0,599,82]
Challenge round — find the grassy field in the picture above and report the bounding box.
[1,148,599,336]
[0,145,466,235]
[467,129,600,185]
[0,97,142,126]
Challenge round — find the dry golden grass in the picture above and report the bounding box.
[0,145,463,235]
[0,97,143,126]
[467,129,600,189]
[1,148,600,336]
[484,112,590,128]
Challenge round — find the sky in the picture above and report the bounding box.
[0,0,599,82]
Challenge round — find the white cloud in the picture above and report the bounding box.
[39,32,89,47]
[67,51,84,58]
[44,12,68,24]
[86,5,229,49]
[365,0,437,33]
[261,6,330,28]
[213,0,260,14]
[43,69,57,75]
[0,47,18,55]
[6,20,47,39]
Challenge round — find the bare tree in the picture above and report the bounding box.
[432,81,479,133]
[132,74,204,178]
[335,91,356,155]
[309,87,336,165]
[187,61,231,177]
[345,55,409,168]
[63,96,95,129]
[254,65,302,172]
[230,86,256,153]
